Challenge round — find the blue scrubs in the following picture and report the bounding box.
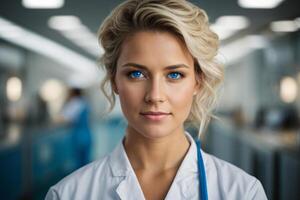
[62,97,92,168]
[71,104,92,168]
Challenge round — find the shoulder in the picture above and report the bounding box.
[45,155,111,199]
[57,155,110,187]
[202,151,268,200]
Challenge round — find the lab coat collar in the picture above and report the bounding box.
[108,139,130,177]
[108,131,204,200]
[165,132,200,199]
[108,135,146,199]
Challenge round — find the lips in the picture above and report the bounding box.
[140,111,170,115]
[140,111,170,121]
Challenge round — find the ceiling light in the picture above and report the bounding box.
[40,79,65,102]
[280,76,297,103]
[238,0,285,9]
[49,16,102,57]
[210,16,249,40]
[6,77,22,102]
[210,24,236,40]
[246,35,268,49]
[22,0,64,9]
[0,16,100,87]
[216,16,250,30]
[62,29,95,41]
[219,35,267,65]
[270,20,298,32]
[0,18,23,38]
[39,79,67,117]
[48,15,82,31]
[294,17,300,28]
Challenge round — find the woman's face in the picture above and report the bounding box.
[114,31,199,139]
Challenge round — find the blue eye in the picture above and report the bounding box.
[168,72,182,79]
[128,70,145,79]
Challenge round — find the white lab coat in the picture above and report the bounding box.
[45,132,268,200]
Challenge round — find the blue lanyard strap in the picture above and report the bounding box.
[196,139,208,200]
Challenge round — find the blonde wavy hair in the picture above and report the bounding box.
[98,0,224,137]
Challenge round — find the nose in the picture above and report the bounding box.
[144,77,166,103]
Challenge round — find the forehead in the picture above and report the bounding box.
[117,31,194,69]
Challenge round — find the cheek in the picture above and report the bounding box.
[117,82,145,116]
[167,82,195,115]
[171,89,194,107]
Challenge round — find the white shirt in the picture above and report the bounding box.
[45,132,268,200]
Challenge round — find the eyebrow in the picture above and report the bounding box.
[121,62,190,70]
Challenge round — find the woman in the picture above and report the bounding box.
[45,0,268,199]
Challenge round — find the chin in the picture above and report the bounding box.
[136,125,174,140]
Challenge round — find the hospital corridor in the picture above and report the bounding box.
[0,0,300,199]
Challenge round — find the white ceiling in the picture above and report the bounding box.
[1,0,299,59]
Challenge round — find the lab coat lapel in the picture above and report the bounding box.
[115,175,145,200]
[165,132,201,200]
[108,139,145,200]
[177,175,199,200]
[163,174,199,200]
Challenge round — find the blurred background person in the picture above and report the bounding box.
[54,87,92,168]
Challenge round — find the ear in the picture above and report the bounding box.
[193,58,203,96]
[193,86,199,96]
[193,71,202,96]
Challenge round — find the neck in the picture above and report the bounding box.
[123,126,190,173]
